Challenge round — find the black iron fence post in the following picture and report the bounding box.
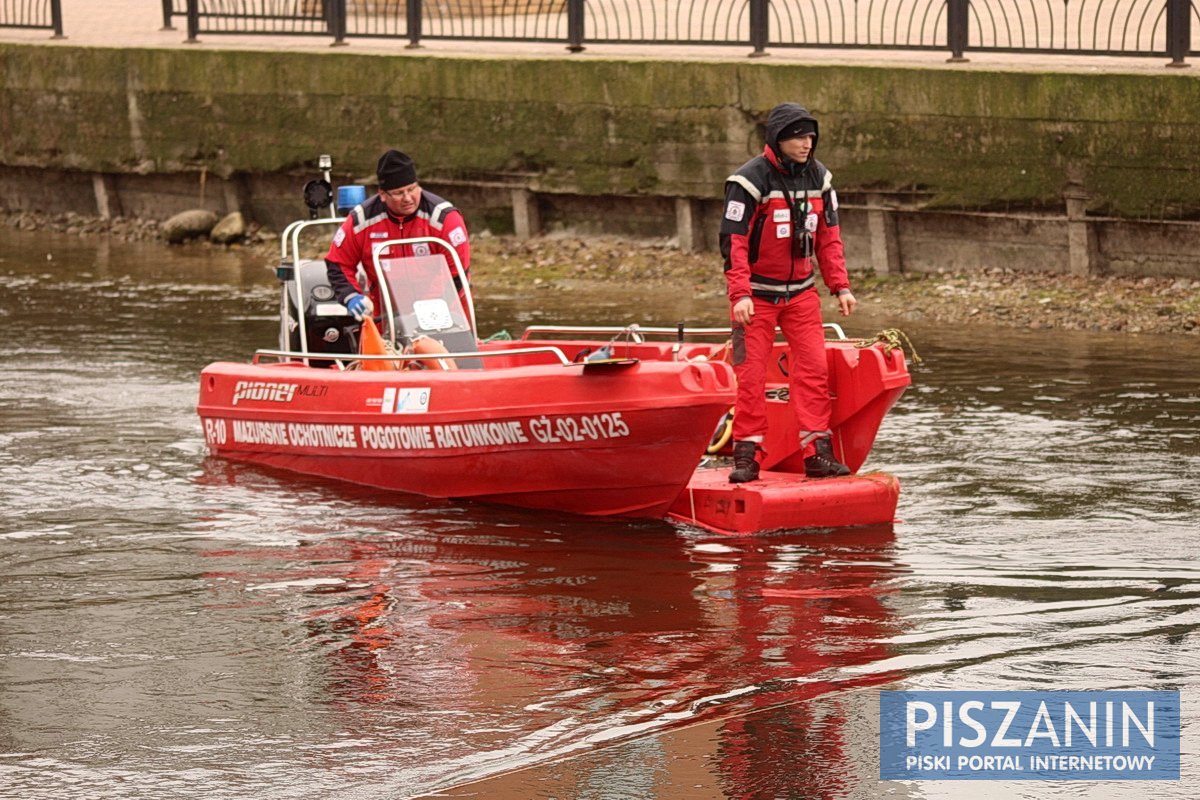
[748,0,768,56]
[566,0,585,52]
[1166,0,1191,67]
[50,0,64,37]
[406,0,423,48]
[328,0,347,46]
[946,0,969,61]
[160,0,175,31]
[185,0,199,43]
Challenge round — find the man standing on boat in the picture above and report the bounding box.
[325,149,471,322]
[720,103,857,483]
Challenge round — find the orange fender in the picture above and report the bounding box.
[407,335,458,371]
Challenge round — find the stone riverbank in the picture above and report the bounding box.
[6,209,1199,336]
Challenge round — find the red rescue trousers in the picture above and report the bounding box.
[732,291,832,454]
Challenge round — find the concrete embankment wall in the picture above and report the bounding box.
[2,43,1199,278]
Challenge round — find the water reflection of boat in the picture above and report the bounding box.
[196,211,910,532]
[229,517,903,795]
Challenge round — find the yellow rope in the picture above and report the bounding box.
[855,328,923,364]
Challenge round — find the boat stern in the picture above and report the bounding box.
[667,468,901,535]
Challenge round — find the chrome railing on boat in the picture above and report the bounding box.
[251,346,574,367]
[278,217,343,358]
[519,323,848,341]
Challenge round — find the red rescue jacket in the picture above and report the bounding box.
[720,107,849,305]
[325,190,470,310]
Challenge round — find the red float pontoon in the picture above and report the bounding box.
[196,214,911,533]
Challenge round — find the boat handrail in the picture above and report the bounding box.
[519,323,848,341]
[278,218,344,357]
[251,345,573,367]
[520,325,721,343]
[369,236,476,338]
[281,217,342,261]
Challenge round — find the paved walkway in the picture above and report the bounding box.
[0,0,1186,73]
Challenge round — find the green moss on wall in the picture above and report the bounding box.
[2,43,1199,219]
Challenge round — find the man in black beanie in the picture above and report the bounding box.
[326,149,472,325]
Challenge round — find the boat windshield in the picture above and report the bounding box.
[377,254,473,346]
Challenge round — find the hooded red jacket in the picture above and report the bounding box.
[719,104,850,306]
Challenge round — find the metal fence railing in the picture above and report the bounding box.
[162,0,1198,65]
[0,0,64,36]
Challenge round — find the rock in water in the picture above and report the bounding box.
[210,212,247,244]
[163,209,219,244]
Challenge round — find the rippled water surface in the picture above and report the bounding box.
[1,228,1197,798]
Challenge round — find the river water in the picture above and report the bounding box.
[1,227,1197,799]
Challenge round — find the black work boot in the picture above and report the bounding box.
[728,441,761,483]
[805,437,850,478]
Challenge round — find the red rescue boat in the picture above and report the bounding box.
[502,330,912,534]
[199,353,736,519]
[196,214,912,532]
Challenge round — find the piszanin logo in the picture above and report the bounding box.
[232,381,297,406]
[880,690,1180,780]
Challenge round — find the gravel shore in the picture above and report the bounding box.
[470,233,1200,336]
[7,210,1199,336]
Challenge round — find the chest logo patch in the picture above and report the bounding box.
[776,223,791,239]
[413,243,432,257]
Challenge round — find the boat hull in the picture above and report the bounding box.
[197,358,736,518]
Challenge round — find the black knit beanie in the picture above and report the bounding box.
[778,119,817,141]
[376,150,418,190]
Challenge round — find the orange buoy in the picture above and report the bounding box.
[358,318,400,371]
[407,335,458,371]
